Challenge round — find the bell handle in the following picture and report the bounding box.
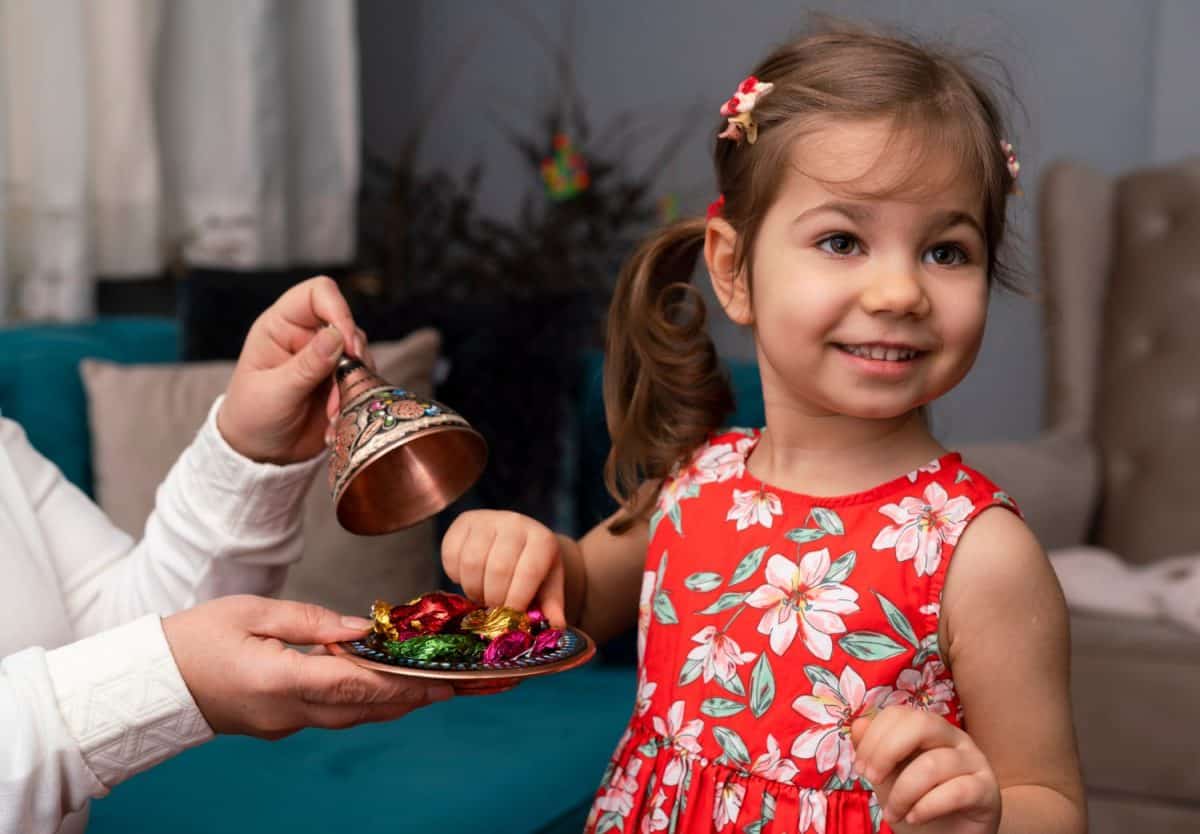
[333,355,383,405]
[335,354,366,379]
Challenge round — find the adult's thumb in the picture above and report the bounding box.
[249,598,372,646]
[281,326,344,396]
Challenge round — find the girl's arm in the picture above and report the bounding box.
[559,501,652,644]
[938,507,1086,833]
[851,507,1086,834]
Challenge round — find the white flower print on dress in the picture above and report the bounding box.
[884,660,955,715]
[745,550,860,659]
[798,788,829,834]
[640,789,669,833]
[905,459,942,483]
[652,700,705,786]
[713,777,747,830]
[792,665,893,781]
[595,757,643,819]
[635,668,658,717]
[690,437,754,484]
[638,570,656,664]
[686,625,755,684]
[656,475,700,522]
[749,733,799,784]
[727,487,784,531]
[656,437,755,521]
[871,482,975,577]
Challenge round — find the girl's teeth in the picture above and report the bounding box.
[846,345,917,361]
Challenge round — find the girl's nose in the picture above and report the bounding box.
[858,263,931,318]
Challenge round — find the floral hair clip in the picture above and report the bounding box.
[718,75,775,145]
[1000,139,1021,194]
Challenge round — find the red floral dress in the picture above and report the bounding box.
[583,429,1019,834]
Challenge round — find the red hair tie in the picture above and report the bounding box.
[706,193,726,219]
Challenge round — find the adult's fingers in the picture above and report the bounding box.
[278,277,357,347]
[292,655,453,708]
[302,698,445,731]
[242,597,373,646]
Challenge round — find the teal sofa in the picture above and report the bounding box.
[0,317,764,833]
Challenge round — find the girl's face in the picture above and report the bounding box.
[710,119,990,422]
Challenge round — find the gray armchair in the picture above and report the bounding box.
[962,158,1200,834]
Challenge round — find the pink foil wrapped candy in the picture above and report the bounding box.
[483,630,533,664]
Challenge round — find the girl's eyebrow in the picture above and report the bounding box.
[792,201,876,226]
[793,202,985,240]
[928,209,985,241]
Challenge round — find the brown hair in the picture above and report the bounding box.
[604,21,1019,531]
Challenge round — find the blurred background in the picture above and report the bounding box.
[2,2,1198,833]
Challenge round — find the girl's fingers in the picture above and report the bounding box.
[440,516,472,585]
[505,530,560,613]
[481,527,526,608]
[882,746,978,823]
[902,772,997,826]
[457,522,497,602]
[857,707,960,787]
[532,556,568,628]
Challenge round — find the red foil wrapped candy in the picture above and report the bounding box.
[388,592,481,634]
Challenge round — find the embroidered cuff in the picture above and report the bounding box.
[44,614,214,788]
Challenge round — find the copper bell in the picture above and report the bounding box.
[328,356,487,534]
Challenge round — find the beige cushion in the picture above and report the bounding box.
[960,431,1098,551]
[81,329,442,616]
[1095,158,1200,564]
[1086,794,1200,834]
[1039,161,1114,438]
[1070,612,1200,804]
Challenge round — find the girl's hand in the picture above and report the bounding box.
[162,595,453,739]
[218,276,375,465]
[851,707,1001,834]
[441,510,568,626]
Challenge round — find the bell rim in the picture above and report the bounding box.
[332,422,488,533]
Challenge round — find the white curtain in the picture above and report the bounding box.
[0,0,359,321]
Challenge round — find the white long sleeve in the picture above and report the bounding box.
[0,397,326,834]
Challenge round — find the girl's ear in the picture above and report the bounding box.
[704,217,753,326]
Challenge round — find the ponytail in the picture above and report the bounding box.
[604,218,735,533]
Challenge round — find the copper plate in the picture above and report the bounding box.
[326,628,596,695]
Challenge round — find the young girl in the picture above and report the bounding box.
[441,25,1085,834]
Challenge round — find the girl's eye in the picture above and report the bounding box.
[924,243,969,266]
[818,234,862,257]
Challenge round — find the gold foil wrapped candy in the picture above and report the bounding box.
[460,606,532,640]
[372,599,400,641]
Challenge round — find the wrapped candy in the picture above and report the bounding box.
[461,606,531,640]
[482,630,533,664]
[388,591,481,634]
[533,629,564,655]
[372,599,400,641]
[387,634,484,662]
[368,592,566,666]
